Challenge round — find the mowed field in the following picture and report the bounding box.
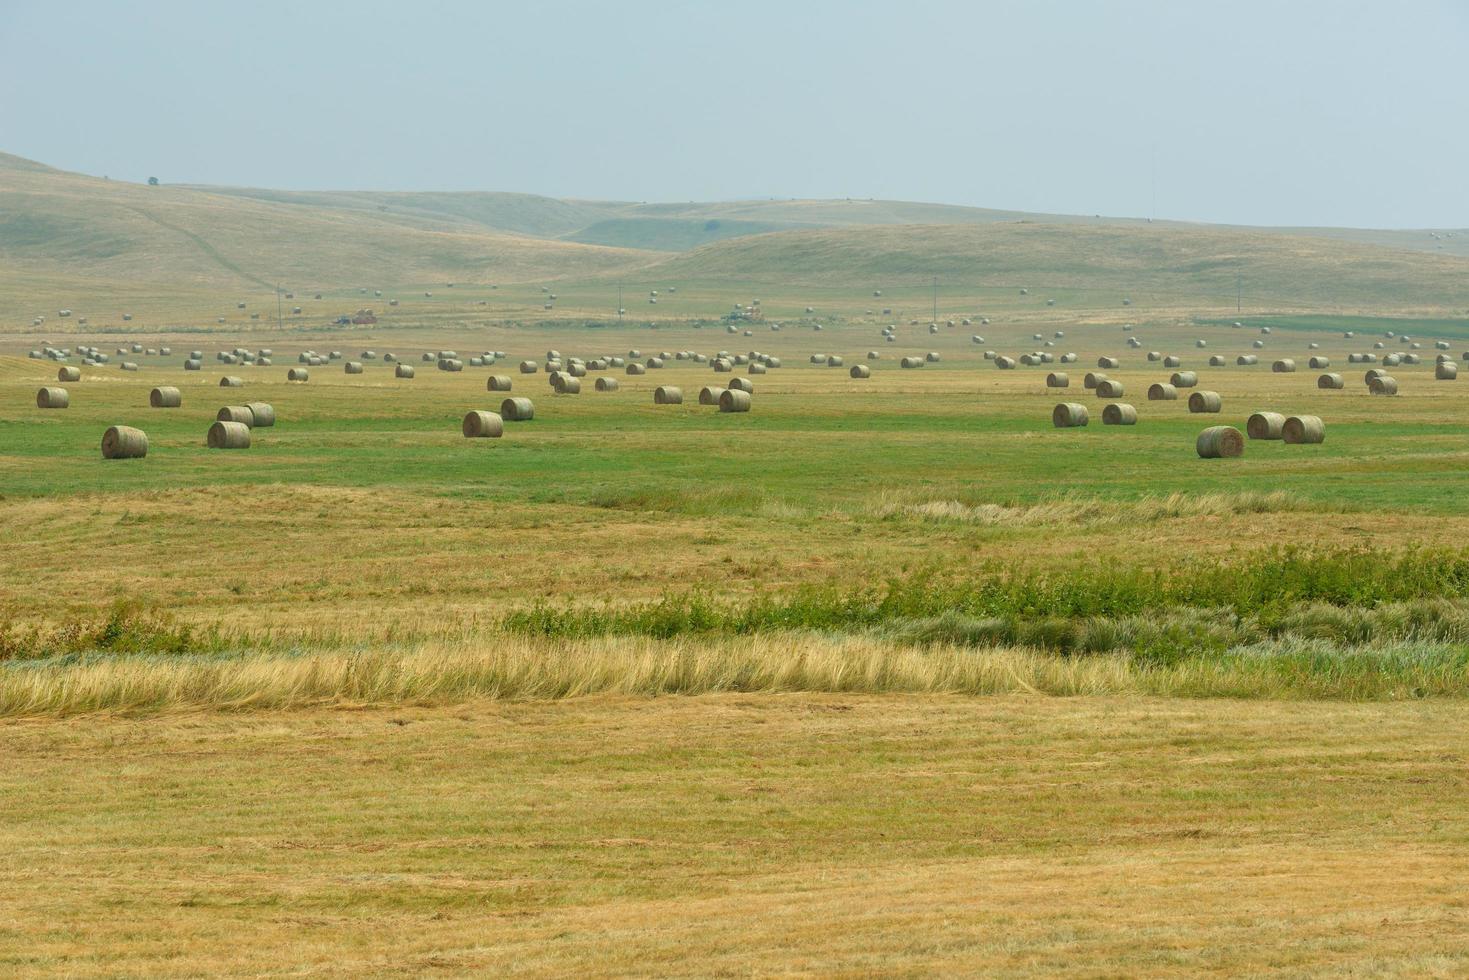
[6,276,1469,974]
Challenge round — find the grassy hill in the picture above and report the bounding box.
[640,222,1469,312]
[0,155,658,300]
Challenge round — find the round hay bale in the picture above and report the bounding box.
[626,363,647,376]
[396,364,415,379]
[101,425,148,459]
[555,376,582,394]
[1252,340,1266,349]
[729,377,754,393]
[1196,340,1208,349]
[185,359,203,371]
[345,361,364,374]
[462,411,504,438]
[1383,353,1402,367]
[1170,371,1198,387]
[440,359,464,372]
[1147,383,1178,400]
[1369,375,1398,395]
[486,375,513,391]
[1317,373,1345,389]
[900,356,924,369]
[1095,379,1125,398]
[1272,359,1297,373]
[1097,356,1119,369]
[848,364,871,379]
[207,420,251,449]
[1083,372,1107,390]
[150,386,182,408]
[749,363,767,375]
[1283,415,1326,444]
[220,376,243,387]
[1208,355,1226,367]
[120,362,140,372]
[653,386,683,405]
[1308,356,1330,369]
[646,357,665,369]
[1365,368,1384,384]
[1437,362,1458,380]
[1052,402,1089,428]
[719,389,751,413]
[1163,356,1182,368]
[1102,403,1137,425]
[1046,372,1069,388]
[867,351,880,360]
[1147,351,1162,362]
[1188,390,1222,413]
[500,397,535,421]
[1246,412,1286,440]
[1197,426,1244,458]
[519,361,538,374]
[1060,353,1078,363]
[926,352,941,363]
[245,403,275,427]
[1236,354,1259,366]
[37,387,69,408]
[217,405,254,426]
[58,366,81,382]
[826,355,844,367]
[568,363,587,378]
[595,377,620,392]
[287,368,309,382]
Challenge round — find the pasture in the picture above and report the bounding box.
[5,289,1469,975]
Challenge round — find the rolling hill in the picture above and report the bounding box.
[3,150,1468,322]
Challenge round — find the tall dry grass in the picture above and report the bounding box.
[3,632,1466,716]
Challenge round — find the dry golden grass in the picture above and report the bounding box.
[5,693,1469,976]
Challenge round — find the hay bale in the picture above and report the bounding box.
[826,355,844,367]
[1188,390,1222,413]
[1283,415,1326,444]
[1197,426,1244,458]
[207,420,251,449]
[626,363,647,376]
[1097,356,1119,369]
[217,405,254,426]
[846,364,871,379]
[1096,379,1125,398]
[462,411,504,438]
[729,377,754,392]
[1239,353,1259,364]
[1147,383,1178,400]
[500,397,535,421]
[245,403,275,427]
[1246,412,1286,440]
[519,361,538,374]
[1102,403,1137,425]
[101,425,148,459]
[287,368,309,382]
[595,377,620,391]
[185,359,202,371]
[553,375,582,395]
[220,376,243,387]
[1308,356,1330,369]
[1170,371,1198,387]
[1369,375,1399,395]
[483,375,512,392]
[646,357,665,369]
[1147,351,1162,362]
[1052,402,1088,428]
[1060,353,1078,363]
[1208,355,1226,367]
[395,364,415,379]
[149,386,182,408]
[58,366,81,382]
[1272,359,1297,373]
[654,386,683,405]
[1046,372,1069,388]
[1437,362,1458,380]
[1317,373,1345,389]
[1163,356,1182,368]
[900,356,924,368]
[345,361,364,374]
[926,352,941,363]
[1083,372,1107,389]
[1196,340,1208,349]
[749,363,767,375]
[439,359,464,372]
[719,389,751,413]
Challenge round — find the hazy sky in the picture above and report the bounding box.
[2,0,1466,228]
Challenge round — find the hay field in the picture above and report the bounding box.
[5,267,1469,974]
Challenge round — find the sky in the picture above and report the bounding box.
[1,0,1466,228]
